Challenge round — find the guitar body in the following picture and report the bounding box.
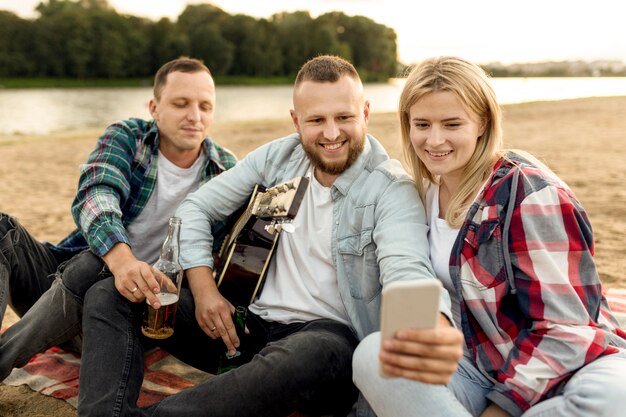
[214,177,309,307]
[216,216,278,307]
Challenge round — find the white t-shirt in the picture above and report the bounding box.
[425,184,462,328]
[249,168,350,326]
[127,149,206,265]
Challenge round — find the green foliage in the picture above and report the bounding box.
[0,77,152,88]
[317,13,397,81]
[0,0,399,83]
[149,18,191,70]
[0,11,37,76]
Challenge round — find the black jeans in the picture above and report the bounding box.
[0,213,60,320]
[78,277,359,417]
[0,212,109,381]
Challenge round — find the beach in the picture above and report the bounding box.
[1,96,625,416]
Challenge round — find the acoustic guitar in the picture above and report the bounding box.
[214,176,310,307]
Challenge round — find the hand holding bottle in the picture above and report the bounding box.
[217,306,249,374]
[186,265,247,352]
[103,243,162,307]
[151,266,180,294]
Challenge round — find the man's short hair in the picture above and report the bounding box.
[153,56,212,100]
[294,55,360,86]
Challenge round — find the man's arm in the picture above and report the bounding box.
[174,145,273,351]
[372,161,452,319]
[72,121,144,257]
[372,160,463,383]
[175,144,269,270]
[186,266,243,355]
[74,121,164,303]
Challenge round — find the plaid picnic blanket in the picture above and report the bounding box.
[2,346,212,408]
[3,288,626,408]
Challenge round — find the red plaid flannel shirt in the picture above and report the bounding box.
[449,153,626,416]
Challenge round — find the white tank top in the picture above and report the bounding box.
[425,184,462,328]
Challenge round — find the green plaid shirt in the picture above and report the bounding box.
[47,118,237,257]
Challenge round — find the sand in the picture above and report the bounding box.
[1,96,625,416]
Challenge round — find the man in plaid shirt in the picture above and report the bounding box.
[0,56,236,381]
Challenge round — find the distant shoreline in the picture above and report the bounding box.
[2,74,626,89]
[0,75,295,89]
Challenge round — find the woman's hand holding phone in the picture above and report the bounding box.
[379,279,464,383]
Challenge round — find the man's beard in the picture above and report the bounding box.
[303,134,365,176]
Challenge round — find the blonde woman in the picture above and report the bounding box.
[352,56,626,417]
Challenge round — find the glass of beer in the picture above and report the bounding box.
[141,266,181,339]
[141,217,183,339]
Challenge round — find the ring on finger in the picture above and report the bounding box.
[130,287,138,293]
[210,327,217,332]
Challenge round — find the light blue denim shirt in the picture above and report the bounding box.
[176,133,451,341]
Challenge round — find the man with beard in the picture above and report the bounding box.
[76,55,461,417]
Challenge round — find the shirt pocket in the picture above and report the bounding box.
[461,220,507,291]
[337,204,379,301]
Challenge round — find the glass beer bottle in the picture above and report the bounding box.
[141,217,183,339]
[217,306,248,374]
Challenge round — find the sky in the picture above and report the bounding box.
[1,0,624,65]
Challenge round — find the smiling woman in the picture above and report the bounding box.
[353,56,626,417]
[406,90,486,215]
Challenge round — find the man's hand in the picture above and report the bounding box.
[102,243,161,308]
[379,314,464,384]
[187,267,248,355]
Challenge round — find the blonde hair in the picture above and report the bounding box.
[399,56,504,227]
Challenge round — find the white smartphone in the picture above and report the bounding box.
[379,279,442,378]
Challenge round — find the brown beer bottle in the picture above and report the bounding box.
[216,306,248,374]
[141,217,184,339]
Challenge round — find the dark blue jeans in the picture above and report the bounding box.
[0,213,60,320]
[78,277,359,417]
[0,212,109,381]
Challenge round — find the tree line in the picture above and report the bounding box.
[0,0,399,82]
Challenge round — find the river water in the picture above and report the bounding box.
[1,77,625,136]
